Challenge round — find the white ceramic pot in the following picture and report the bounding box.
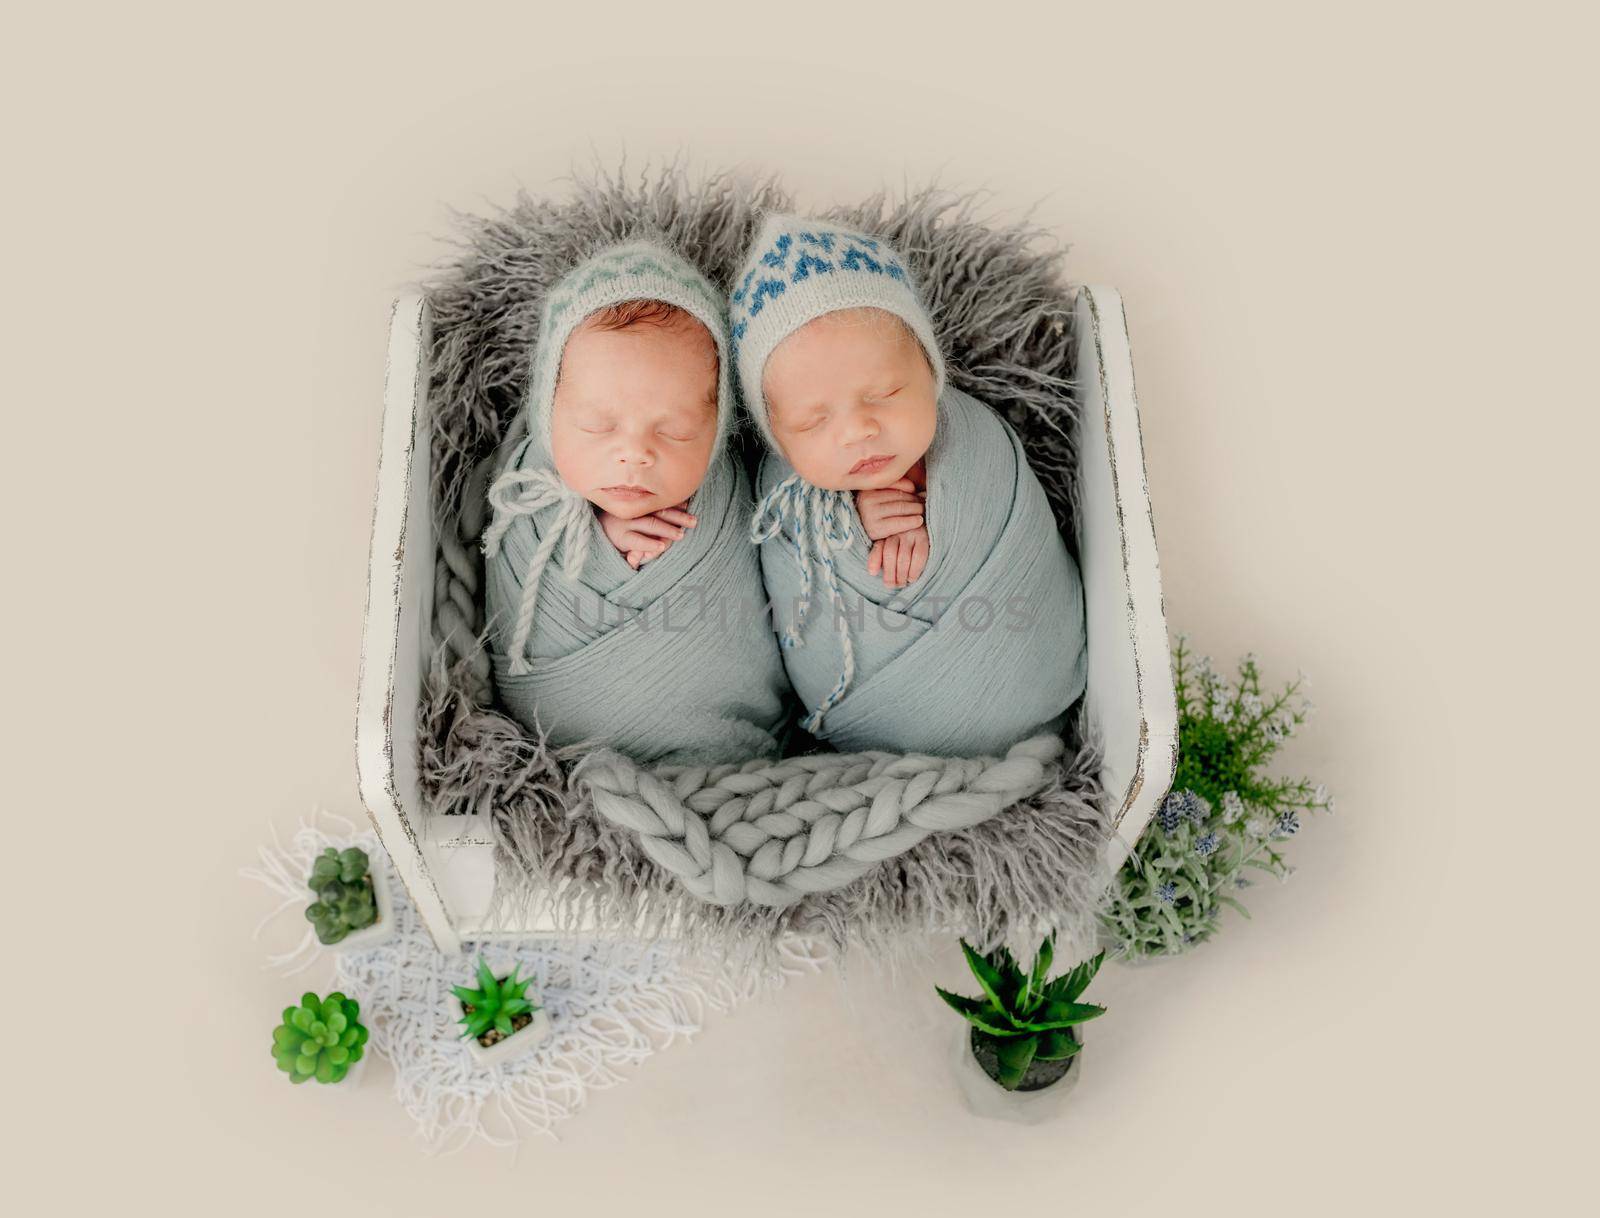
[953,1025,1083,1124]
[448,985,553,1069]
[328,865,397,953]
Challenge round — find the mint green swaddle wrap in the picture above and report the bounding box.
[753,385,1088,756]
[487,434,787,764]
[482,238,788,765]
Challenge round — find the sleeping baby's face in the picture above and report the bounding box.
[549,305,719,520]
[762,307,938,491]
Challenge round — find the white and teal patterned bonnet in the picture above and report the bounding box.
[524,237,735,454]
[728,213,946,451]
[484,238,733,676]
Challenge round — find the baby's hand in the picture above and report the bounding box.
[854,478,925,541]
[867,526,930,589]
[598,503,697,569]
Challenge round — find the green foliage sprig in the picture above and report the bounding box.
[1102,635,1334,960]
[305,847,378,945]
[453,957,541,1044]
[936,935,1106,1090]
[272,992,368,1084]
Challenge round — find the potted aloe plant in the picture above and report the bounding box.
[937,936,1106,1123]
[271,991,369,1086]
[449,956,551,1068]
[305,845,394,951]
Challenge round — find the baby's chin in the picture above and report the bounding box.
[586,484,704,518]
[585,490,664,519]
[806,456,920,492]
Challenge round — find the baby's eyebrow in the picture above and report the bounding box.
[779,404,825,425]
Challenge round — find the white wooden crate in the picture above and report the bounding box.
[356,286,1177,953]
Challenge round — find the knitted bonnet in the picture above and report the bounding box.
[728,213,947,451]
[524,237,735,454]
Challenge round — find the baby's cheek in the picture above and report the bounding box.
[785,444,839,488]
[551,435,607,497]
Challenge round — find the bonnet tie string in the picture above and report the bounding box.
[750,473,857,733]
[483,466,594,676]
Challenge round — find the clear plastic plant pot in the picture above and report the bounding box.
[953,1024,1083,1123]
[448,987,553,1070]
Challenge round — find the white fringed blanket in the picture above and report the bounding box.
[242,814,827,1149]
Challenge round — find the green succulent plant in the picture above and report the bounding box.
[271,991,368,1084]
[304,846,378,945]
[453,957,541,1045]
[937,936,1106,1090]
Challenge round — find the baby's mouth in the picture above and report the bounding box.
[600,483,654,498]
[848,454,895,475]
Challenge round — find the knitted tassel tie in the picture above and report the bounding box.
[750,473,857,733]
[483,466,594,676]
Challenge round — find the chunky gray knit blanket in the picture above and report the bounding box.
[418,161,1110,961]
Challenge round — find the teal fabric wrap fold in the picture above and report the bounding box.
[485,436,789,765]
[753,386,1089,757]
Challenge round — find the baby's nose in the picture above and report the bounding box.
[845,415,881,444]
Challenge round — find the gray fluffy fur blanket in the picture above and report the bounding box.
[417,160,1110,964]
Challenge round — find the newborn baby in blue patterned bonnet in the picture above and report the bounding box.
[732,214,1089,757]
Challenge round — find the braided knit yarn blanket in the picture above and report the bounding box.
[577,734,1065,907]
[420,163,1112,964]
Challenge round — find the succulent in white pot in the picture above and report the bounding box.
[449,956,552,1069]
[305,846,395,952]
[270,991,370,1088]
[937,937,1106,1124]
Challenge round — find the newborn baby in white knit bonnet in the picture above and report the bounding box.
[481,238,788,764]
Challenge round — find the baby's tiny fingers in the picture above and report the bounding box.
[629,517,685,541]
[907,533,930,583]
[656,507,697,527]
[880,537,902,587]
[867,540,884,576]
[878,502,924,522]
[871,490,923,509]
[878,514,923,537]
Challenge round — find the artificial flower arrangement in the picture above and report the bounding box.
[1101,635,1334,960]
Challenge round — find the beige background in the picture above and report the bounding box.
[5,1,1593,1212]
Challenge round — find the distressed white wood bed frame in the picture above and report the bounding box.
[356,286,1177,954]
